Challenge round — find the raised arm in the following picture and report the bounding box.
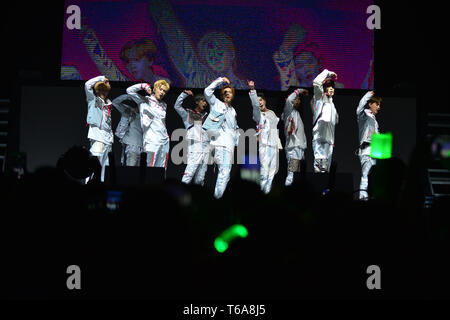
[313,69,336,101]
[283,88,307,120]
[174,91,190,128]
[126,83,151,102]
[112,94,138,115]
[247,80,261,124]
[84,75,105,102]
[357,91,374,115]
[249,90,261,124]
[204,77,228,109]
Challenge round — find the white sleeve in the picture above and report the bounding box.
[204,78,223,110]
[112,94,136,115]
[285,89,299,111]
[126,83,150,102]
[283,89,304,121]
[313,69,334,101]
[249,90,261,124]
[126,83,151,95]
[84,75,105,103]
[356,91,373,115]
[234,109,240,147]
[174,92,189,124]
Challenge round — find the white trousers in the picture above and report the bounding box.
[259,144,279,194]
[359,155,376,200]
[87,140,111,183]
[146,143,169,169]
[285,147,305,186]
[312,140,334,173]
[212,146,233,199]
[121,144,142,167]
[182,150,209,186]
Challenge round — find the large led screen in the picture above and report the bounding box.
[61,0,374,90]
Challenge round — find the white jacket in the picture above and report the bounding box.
[312,69,339,144]
[357,91,379,156]
[174,92,209,150]
[281,89,307,150]
[203,78,239,152]
[85,76,113,145]
[249,90,281,148]
[112,94,143,148]
[126,83,169,152]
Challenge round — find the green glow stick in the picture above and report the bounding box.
[214,224,248,253]
[370,132,393,159]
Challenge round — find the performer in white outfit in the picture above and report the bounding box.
[281,88,309,186]
[84,75,113,182]
[112,93,143,166]
[312,69,339,173]
[174,90,209,186]
[126,80,171,170]
[203,77,239,199]
[356,91,382,200]
[247,80,282,194]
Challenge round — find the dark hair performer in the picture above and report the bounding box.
[356,91,382,200]
[248,80,282,194]
[202,77,239,199]
[282,88,309,186]
[312,69,338,173]
[112,93,144,167]
[84,75,113,182]
[174,90,209,186]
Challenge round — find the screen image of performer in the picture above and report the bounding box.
[273,24,345,91]
[203,77,240,199]
[312,69,338,173]
[197,31,247,89]
[126,80,171,170]
[148,0,247,89]
[174,90,210,186]
[84,75,113,182]
[119,38,171,84]
[356,91,382,200]
[281,88,309,186]
[248,80,282,194]
[112,93,144,167]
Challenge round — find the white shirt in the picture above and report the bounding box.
[174,92,209,153]
[204,78,239,152]
[312,69,339,144]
